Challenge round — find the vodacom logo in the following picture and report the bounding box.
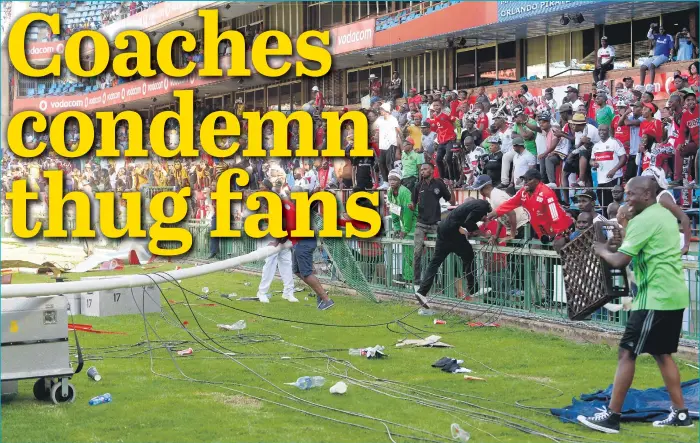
[56,43,65,54]
[84,97,89,108]
[142,82,147,96]
[163,77,169,91]
[102,92,107,104]
[121,88,126,100]
[39,100,48,112]
[190,74,195,85]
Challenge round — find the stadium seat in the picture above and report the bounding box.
[26,88,35,98]
[493,81,501,86]
[37,84,46,96]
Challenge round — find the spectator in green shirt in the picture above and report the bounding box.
[388,169,417,283]
[595,90,615,126]
[580,176,691,434]
[512,108,541,157]
[400,137,422,193]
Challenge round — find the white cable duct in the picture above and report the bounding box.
[0,244,290,298]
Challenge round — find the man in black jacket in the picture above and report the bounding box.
[415,198,491,308]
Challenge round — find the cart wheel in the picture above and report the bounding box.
[33,378,51,401]
[49,381,76,404]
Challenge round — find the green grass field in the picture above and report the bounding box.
[1,265,698,443]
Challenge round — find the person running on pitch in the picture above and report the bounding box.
[578,176,691,433]
[414,197,491,308]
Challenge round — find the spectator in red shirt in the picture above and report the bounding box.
[407,88,422,107]
[426,100,457,181]
[488,169,573,241]
[639,102,663,142]
[475,102,490,142]
[677,92,700,179]
[687,62,699,90]
[312,86,324,113]
[612,100,635,181]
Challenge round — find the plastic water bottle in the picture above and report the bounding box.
[418,308,436,316]
[349,348,367,357]
[451,423,470,442]
[287,376,326,390]
[88,393,112,406]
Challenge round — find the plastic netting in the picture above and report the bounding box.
[312,211,378,303]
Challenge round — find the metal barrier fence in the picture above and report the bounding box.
[3,214,698,341]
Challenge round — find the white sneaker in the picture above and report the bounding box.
[257,293,270,303]
[282,294,299,303]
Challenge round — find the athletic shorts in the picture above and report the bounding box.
[642,54,669,69]
[292,238,317,278]
[619,309,684,356]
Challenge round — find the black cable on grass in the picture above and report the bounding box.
[154,279,577,443]
[138,274,456,443]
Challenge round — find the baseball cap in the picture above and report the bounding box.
[380,102,392,113]
[420,120,431,128]
[574,190,596,201]
[512,135,525,146]
[544,87,554,94]
[403,137,415,145]
[487,135,501,144]
[559,103,573,113]
[469,175,493,190]
[521,169,542,182]
[538,110,552,121]
[312,86,319,91]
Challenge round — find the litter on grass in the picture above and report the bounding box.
[396,335,452,348]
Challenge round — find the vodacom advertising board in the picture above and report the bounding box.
[25,41,65,63]
[330,18,375,55]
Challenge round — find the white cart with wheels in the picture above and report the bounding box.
[1,295,77,404]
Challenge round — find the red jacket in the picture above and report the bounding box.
[678,107,699,147]
[495,182,573,239]
[426,112,456,144]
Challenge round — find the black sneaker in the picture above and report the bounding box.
[653,408,694,428]
[414,291,430,308]
[577,408,621,434]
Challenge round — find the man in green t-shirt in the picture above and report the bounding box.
[512,108,540,157]
[578,177,691,434]
[595,91,614,126]
[400,137,422,193]
[388,169,417,283]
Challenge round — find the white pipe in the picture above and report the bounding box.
[0,243,290,298]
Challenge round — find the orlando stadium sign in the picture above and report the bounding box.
[497,1,597,22]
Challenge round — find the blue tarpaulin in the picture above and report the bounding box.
[551,379,699,423]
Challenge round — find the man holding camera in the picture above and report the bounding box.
[641,23,674,86]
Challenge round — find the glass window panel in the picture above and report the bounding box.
[358,68,370,98]
[280,84,292,112]
[603,21,632,68]
[347,70,359,103]
[268,86,279,111]
[526,36,546,79]
[477,45,497,86]
[571,28,595,66]
[291,82,302,111]
[456,50,476,89]
[497,41,517,82]
[633,16,658,66]
[255,89,264,110]
[548,32,571,76]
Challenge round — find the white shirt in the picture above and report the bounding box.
[574,124,600,146]
[498,127,513,153]
[592,137,626,184]
[597,46,615,64]
[571,99,585,113]
[488,187,529,233]
[376,115,400,151]
[512,150,537,187]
